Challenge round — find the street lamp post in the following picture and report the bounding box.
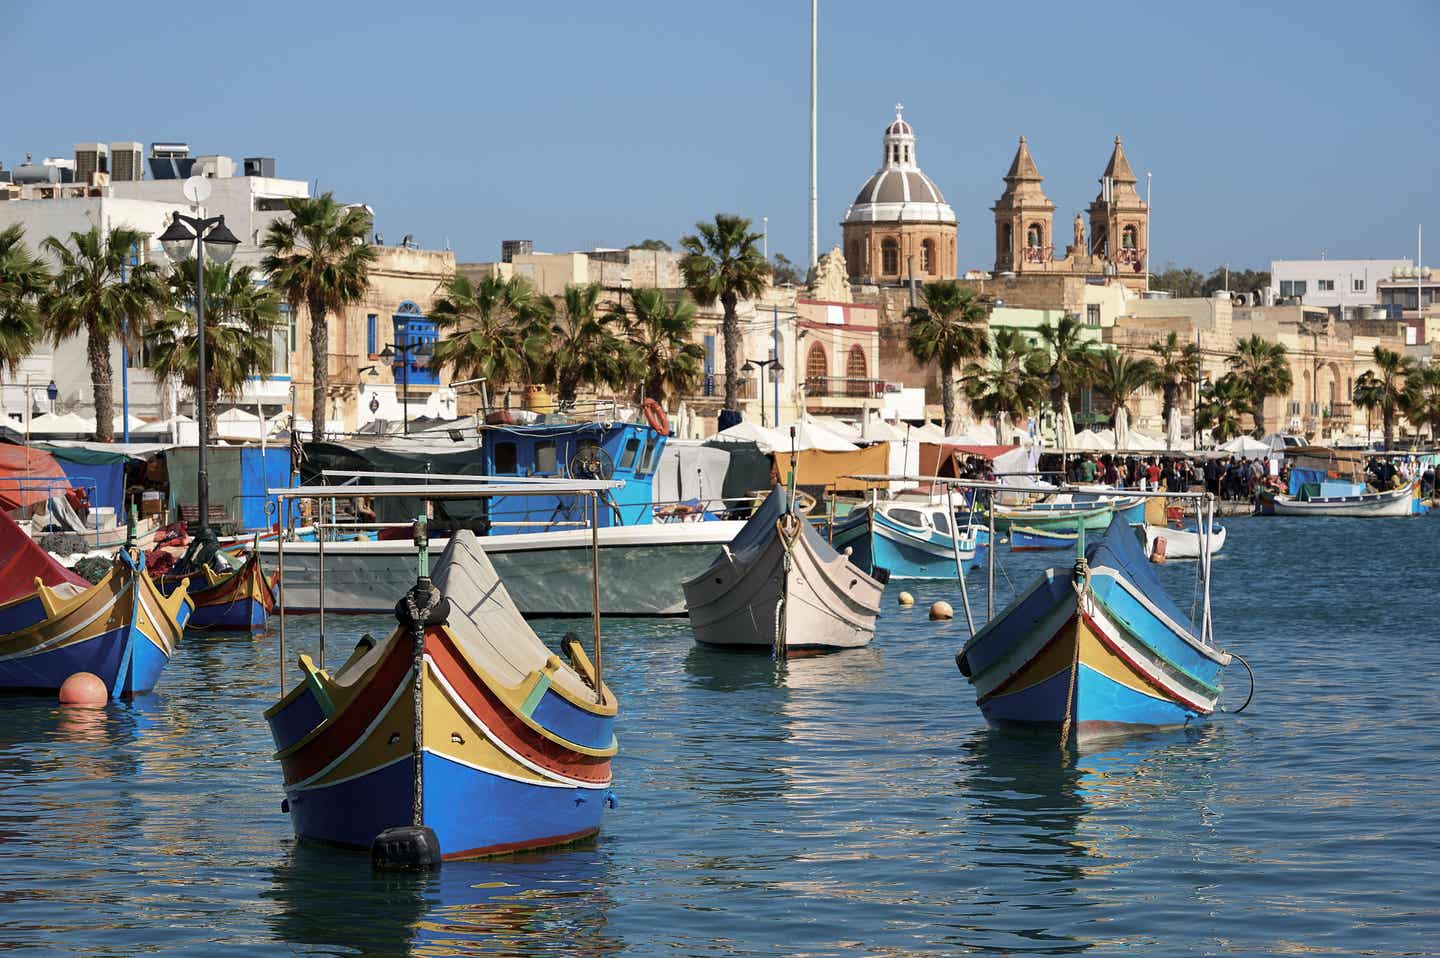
[379,339,418,435]
[157,211,240,557]
[740,355,785,427]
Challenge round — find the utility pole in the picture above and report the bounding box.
[808,0,819,270]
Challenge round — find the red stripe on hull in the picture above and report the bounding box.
[1078,608,1212,714]
[426,628,611,784]
[278,639,411,786]
[442,826,599,861]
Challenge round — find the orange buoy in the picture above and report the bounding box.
[58,672,108,707]
[929,600,954,621]
[897,591,915,607]
[1150,536,1168,564]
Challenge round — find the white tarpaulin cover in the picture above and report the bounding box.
[653,440,731,506]
[1219,435,1271,457]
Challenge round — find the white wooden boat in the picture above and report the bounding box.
[1261,483,1414,517]
[1137,523,1226,559]
[683,486,884,654]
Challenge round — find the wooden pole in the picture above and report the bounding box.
[590,492,603,703]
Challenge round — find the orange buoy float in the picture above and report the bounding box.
[897,591,915,607]
[1150,536,1167,564]
[59,672,108,707]
[929,601,954,621]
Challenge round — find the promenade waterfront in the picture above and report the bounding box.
[2,517,1436,955]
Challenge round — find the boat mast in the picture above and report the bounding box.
[946,483,976,634]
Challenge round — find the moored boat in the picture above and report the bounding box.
[831,499,987,578]
[1256,482,1415,517]
[956,513,1231,744]
[683,486,884,654]
[264,529,616,860]
[1137,522,1226,559]
[159,552,275,631]
[0,511,192,697]
[1008,525,1081,552]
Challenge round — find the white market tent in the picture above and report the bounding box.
[1219,435,1272,457]
[713,419,787,453]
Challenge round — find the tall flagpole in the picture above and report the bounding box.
[809,0,818,269]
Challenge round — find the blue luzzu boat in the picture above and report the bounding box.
[265,529,616,860]
[159,552,274,631]
[0,510,192,698]
[831,499,988,579]
[956,514,1231,744]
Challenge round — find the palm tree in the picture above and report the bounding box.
[1227,335,1292,438]
[146,259,282,439]
[0,224,49,372]
[625,288,706,406]
[1368,345,1416,450]
[961,327,1046,443]
[429,273,546,392]
[1147,331,1200,426]
[1034,314,1094,443]
[906,281,991,434]
[1089,349,1159,428]
[1196,372,1247,442]
[1403,364,1440,443]
[538,283,629,404]
[1353,371,1383,448]
[261,192,376,441]
[40,225,170,442]
[679,215,768,411]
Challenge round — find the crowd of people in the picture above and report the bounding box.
[1036,452,1286,500]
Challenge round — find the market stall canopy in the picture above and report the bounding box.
[22,412,94,436]
[909,421,949,442]
[1218,435,1271,457]
[713,420,786,453]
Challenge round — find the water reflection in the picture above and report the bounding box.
[263,842,619,957]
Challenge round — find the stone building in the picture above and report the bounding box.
[992,135,1150,293]
[841,107,957,285]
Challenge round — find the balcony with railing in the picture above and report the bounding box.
[804,377,887,399]
[683,374,758,404]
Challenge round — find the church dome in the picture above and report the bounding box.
[842,107,956,226]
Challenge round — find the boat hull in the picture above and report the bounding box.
[267,624,615,860]
[1138,524,1226,559]
[160,553,274,631]
[684,517,883,652]
[832,509,983,579]
[0,552,192,697]
[1260,485,1414,517]
[260,521,747,617]
[957,526,1230,744]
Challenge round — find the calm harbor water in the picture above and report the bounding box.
[3,518,1439,956]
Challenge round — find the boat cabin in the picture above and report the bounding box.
[481,421,667,531]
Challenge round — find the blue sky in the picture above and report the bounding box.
[4,1,1436,273]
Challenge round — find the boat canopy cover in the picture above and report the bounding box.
[1084,513,1195,636]
[653,441,730,506]
[0,508,89,603]
[431,529,591,699]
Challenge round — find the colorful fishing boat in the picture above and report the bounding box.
[987,502,1117,536]
[956,513,1232,744]
[265,529,617,860]
[160,552,274,631]
[831,499,988,578]
[684,486,885,654]
[0,511,192,697]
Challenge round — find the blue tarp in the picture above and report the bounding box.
[1289,467,1327,497]
[45,449,126,514]
[239,445,294,529]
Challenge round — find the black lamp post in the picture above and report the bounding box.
[740,356,784,427]
[157,211,240,557]
[379,339,420,435]
[45,380,57,414]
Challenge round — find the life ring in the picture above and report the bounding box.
[643,398,669,435]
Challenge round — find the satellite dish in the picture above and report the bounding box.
[182,176,212,204]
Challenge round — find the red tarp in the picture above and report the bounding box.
[0,507,89,603]
[919,443,1020,477]
[0,445,74,511]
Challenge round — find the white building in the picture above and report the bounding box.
[0,160,312,427]
[1270,258,1411,320]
